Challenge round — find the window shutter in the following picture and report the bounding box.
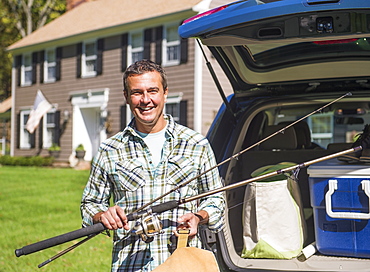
[144,28,152,60]
[15,55,22,87]
[179,100,188,126]
[56,47,62,81]
[39,51,45,83]
[54,111,61,146]
[180,38,189,64]
[30,130,36,148]
[155,26,163,65]
[17,113,20,148]
[121,33,128,72]
[120,105,127,130]
[32,52,38,84]
[76,43,82,78]
[97,39,104,75]
[39,117,43,149]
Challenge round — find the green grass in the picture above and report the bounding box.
[0,166,112,271]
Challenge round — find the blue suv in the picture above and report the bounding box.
[180,1,370,271]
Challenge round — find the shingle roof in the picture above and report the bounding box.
[8,0,203,51]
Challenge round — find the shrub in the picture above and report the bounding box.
[0,155,54,166]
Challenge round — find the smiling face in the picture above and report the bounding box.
[124,71,168,133]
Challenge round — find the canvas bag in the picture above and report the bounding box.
[152,230,220,272]
[241,162,306,259]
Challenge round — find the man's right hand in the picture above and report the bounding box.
[93,205,129,230]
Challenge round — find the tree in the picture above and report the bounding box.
[0,0,66,100]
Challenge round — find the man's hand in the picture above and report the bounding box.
[176,210,209,237]
[93,205,129,230]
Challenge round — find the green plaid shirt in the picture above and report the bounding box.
[81,115,225,272]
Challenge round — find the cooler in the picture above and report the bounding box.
[307,159,370,258]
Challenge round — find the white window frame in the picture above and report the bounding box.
[165,93,183,122]
[162,23,181,66]
[82,40,97,78]
[44,48,56,83]
[20,110,31,149]
[128,30,144,65]
[42,109,57,149]
[21,53,32,86]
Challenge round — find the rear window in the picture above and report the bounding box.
[243,38,370,69]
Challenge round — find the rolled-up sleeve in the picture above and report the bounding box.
[197,142,225,232]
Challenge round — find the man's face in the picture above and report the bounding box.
[124,71,168,133]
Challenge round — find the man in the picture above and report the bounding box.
[81,60,225,272]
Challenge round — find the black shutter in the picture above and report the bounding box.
[180,38,189,64]
[179,100,188,126]
[155,26,163,65]
[120,105,127,130]
[143,28,152,60]
[39,116,43,149]
[32,52,38,84]
[97,39,104,75]
[39,51,45,83]
[121,33,128,72]
[56,47,62,81]
[17,113,21,148]
[15,55,22,86]
[54,111,61,146]
[30,130,35,148]
[76,43,82,78]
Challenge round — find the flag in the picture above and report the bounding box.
[26,90,52,134]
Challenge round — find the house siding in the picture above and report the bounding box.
[11,0,234,162]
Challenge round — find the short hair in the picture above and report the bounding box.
[123,59,168,92]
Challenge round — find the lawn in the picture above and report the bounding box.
[0,166,112,271]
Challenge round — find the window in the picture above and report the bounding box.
[165,93,183,123]
[308,113,333,147]
[20,110,31,149]
[21,54,32,86]
[82,40,97,77]
[129,32,143,64]
[163,24,181,66]
[43,111,57,148]
[44,49,56,83]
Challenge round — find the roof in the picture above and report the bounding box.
[0,97,12,114]
[8,0,204,51]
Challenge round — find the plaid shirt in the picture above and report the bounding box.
[81,115,225,272]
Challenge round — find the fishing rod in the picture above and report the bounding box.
[15,145,362,268]
[133,92,351,213]
[15,92,352,267]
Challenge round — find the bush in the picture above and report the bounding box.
[0,155,54,166]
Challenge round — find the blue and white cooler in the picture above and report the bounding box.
[307,159,370,258]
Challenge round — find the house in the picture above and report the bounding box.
[7,0,232,163]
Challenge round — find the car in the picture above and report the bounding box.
[179,0,370,271]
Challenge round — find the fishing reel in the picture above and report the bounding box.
[131,213,164,243]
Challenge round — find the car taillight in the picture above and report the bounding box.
[313,39,358,45]
[182,5,229,25]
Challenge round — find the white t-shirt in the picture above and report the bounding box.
[136,126,167,167]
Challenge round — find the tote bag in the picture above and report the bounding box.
[241,162,306,259]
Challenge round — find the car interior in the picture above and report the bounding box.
[218,95,370,270]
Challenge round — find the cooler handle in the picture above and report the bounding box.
[325,179,370,219]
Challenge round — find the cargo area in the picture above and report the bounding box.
[215,96,370,271]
